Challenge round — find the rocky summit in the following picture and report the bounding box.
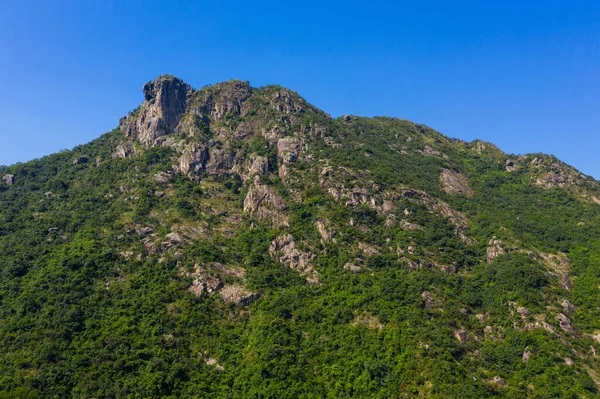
[1,75,600,398]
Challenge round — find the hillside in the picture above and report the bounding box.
[1,75,600,398]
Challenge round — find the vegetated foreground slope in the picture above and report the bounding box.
[1,75,600,398]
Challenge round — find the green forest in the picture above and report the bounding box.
[1,76,599,398]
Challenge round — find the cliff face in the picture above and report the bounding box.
[1,75,600,398]
[119,75,192,147]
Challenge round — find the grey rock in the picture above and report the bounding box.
[556,313,574,333]
[440,169,473,197]
[152,171,171,183]
[486,237,505,263]
[112,142,137,159]
[120,75,192,148]
[2,174,14,185]
[205,149,237,174]
[277,137,301,164]
[561,299,574,314]
[454,329,468,343]
[177,144,209,176]
[270,234,318,284]
[219,284,259,306]
[243,181,287,225]
[246,155,269,178]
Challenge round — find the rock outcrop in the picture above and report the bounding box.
[277,137,301,164]
[219,284,259,306]
[243,180,287,225]
[120,75,192,147]
[270,234,318,284]
[177,144,209,176]
[112,142,137,159]
[2,174,14,185]
[556,313,574,334]
[486,237,505,263]
[182,265,224,297]
[440,169,473,197]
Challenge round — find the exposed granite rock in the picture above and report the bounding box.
[112,142,137,159]
[270,234,318,284]
[243,180,288,226]
[315,220,334,243]
[205,149,237,174]
[401,221,424,231]
[420,145,443,157]
[490,377,507,388]
[401,188,471,233]
[219,284,259,306]
[475,313,490,324]
[2,174,14,185]
[200,80,252,120]
[506,160,517,172]
[152,171,171,184]
[277,137,301,164]
[343,261,363,274]
[161,232,184,250]
[454,328,468,343]
[440,169,473,197]
[120,75,192,147]
[561,299,574,314]
[184,265,223,297]
[535,251,572,291]
[205,357,225,371]
[556,313,574,334]
[358,242,381,256]
[245,155,269,178]
[516,307,529,321]
[177,144,209,176]
[486,237,505,263]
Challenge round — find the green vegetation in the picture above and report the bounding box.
[0,79,599,398]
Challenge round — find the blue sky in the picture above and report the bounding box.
[1,1,599,178]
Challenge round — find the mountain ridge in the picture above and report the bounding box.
[0,75,599,398]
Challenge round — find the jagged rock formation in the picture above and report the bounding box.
[270,234,318,284]
[120,75,192,147]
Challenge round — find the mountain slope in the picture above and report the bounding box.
[1,75,600,398]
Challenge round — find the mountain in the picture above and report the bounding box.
[1,75,600,398]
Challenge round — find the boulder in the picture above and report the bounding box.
[561,299,574,314]
[277,137,301,164]
[454,329,468,343]
[2,174,14,185]
[219,284,259,306]
[315,220,334,243]
[112,142,137,159]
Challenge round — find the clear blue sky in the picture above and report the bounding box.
[1,1,599,178]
